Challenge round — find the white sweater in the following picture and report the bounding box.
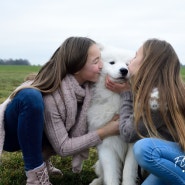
[0,97,11,157]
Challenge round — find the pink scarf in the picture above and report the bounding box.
[53,74,92,172]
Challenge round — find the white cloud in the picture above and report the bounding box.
[0,0,185,64]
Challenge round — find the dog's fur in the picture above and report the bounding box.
[87,45,138,185]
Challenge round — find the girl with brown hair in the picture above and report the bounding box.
[0,37,119,185]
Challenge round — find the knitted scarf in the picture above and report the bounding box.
[53,74,92,136]
[52,74,92,172]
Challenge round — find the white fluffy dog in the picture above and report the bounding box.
[87,45,138,185]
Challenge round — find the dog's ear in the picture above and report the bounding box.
[97,43,104,51]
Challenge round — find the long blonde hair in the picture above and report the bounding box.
[10,37,96,98]
[132,38,185,151]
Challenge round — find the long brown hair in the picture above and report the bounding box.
[10,37,96,97]
[132,38,185,150]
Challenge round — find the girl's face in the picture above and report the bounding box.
[74,44,103,85]
[128,46,143,76]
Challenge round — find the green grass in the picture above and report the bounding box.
[0,65,98,185]
[180,66,185,81]
[0,149,98,185]
[0,65,41,103]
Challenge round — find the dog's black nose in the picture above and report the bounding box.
[120,68,128,76]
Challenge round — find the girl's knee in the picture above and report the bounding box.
[133,138,154,166]
[18,88,44,111]
[134,138,151,155]
[134,140,143,160]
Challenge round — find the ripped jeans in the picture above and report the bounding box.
[134,138,185,185]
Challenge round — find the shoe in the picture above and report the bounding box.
[26,163,52,185]
[46,160,63,176]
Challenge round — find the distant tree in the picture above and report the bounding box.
[0,59,30,65]
[0,59,4,65]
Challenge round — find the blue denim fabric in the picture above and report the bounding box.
[134,138,185,185]
[4,88,44,170]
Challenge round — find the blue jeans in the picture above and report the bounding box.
[134,138,185,185]
[3,88,44,171]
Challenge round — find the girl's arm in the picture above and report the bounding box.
[43,94,102,157]
[119,91,141,142]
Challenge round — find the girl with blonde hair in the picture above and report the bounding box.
[106,38,185,185]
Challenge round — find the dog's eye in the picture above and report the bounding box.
[109,61,115,65]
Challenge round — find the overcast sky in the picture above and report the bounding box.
[0,0,185,65]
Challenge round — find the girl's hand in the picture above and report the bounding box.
[97,114,120,140]
[105,75,131,93]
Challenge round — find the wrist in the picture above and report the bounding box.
[97,127,107,140]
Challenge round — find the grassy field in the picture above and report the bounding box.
[0,65,41,103]
[0,65,98,185]
[1,65,185,103]
[180,66,185,81]
[1,65,185,185]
